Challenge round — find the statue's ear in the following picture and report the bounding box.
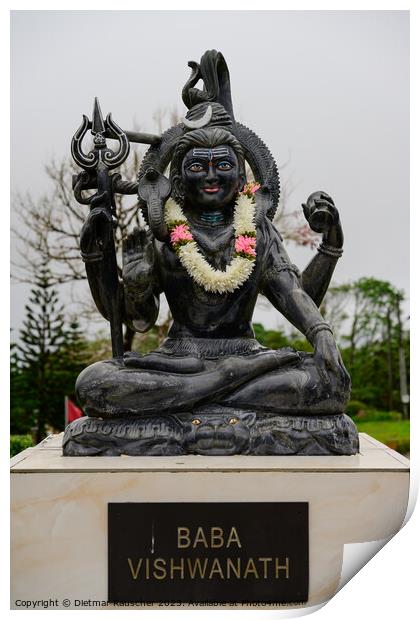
[238,172,247,193]
[172,175,184,205]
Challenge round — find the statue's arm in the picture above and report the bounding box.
[80,203,123,323]
[74,170,139,324]
[262,264,332,345]
[80,206,159,332]
[300,192,344,307]
[260,219,349,381]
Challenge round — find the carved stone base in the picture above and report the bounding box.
[62,408,359,456]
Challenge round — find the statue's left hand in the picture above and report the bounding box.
[313,330,350,388]
[302,191,343,247]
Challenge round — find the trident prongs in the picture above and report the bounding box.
[103,113,130,168]
[71,98,130,172]
[71,114,98,170]
[92,97,106,136]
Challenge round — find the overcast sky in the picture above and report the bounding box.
[10,10,409,335]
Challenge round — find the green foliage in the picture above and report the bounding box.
[253,323,312,352]
[133,326,168,355]
[326,277,409,414]
[356,410,402,422]
[345,400,369,418]
[10,263,90,440]
[253,323,290,349]
[346,401,402,422]
[10,343,36,434]
[341,336,409,412]
[356,420,410,454]
[10,435,34,457]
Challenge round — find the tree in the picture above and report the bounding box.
[11,263,89,441]
[10,342,34,435]
[323,277,409,414]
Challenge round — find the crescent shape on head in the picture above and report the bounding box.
[181,105,213,130]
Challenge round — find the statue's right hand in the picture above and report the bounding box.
[80,202,113,255]
[122,227,155,290]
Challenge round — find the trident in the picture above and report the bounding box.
[71,98,130,359]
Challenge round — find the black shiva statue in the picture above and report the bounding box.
[63,50,358,456]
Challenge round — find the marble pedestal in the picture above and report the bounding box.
[11,433,409,610]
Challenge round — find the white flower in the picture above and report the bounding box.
[164,198,186,224]
[178,242,255,294]
[163,193,257,294]
[233,194,256,235]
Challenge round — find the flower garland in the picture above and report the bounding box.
[164,182,260,294]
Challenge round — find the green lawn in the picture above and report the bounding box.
[356,420,410,454]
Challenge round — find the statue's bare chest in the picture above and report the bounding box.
[157,225,236,273]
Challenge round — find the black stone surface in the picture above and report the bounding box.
[63,411,359,456]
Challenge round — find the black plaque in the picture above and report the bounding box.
[108,502,309,604]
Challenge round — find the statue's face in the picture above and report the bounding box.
[181,145,241,209]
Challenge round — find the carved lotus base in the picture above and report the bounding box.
[62,408,359,456]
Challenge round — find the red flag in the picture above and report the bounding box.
[65,397,84,424]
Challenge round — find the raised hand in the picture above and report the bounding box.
[122,227,155,291]
[301,191,338,232]
[302,191,343,248]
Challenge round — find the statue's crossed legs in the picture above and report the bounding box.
[76,349,350,418]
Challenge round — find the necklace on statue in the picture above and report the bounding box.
[199,210,225,226]
[164,182,260,294]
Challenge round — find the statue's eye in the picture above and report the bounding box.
[192,418,201,425]
[229,417,238,425]
[188,162,204,172]
[217,161,233,171]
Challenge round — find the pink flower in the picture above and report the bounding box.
[235,235,256,257]
[170,224,193,245]
[240,182,261,197]
[249,183,261,194]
